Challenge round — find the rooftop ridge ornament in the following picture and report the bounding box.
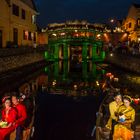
[47,21,105,32]
[66,20,88,25]
[48,23,65,27]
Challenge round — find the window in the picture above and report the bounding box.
[13,28,18,45]
[22,9,26,19]
[12,4,19,16]
[137,18,140,28]
[28,32,32,40]
[23,30,28,40]
[33,33,36,41]
[129,22,132,28]
[126,24,129,29]
[31,33,34,40]
[32,15,36,24]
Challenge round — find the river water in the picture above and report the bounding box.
[0,60,140,140]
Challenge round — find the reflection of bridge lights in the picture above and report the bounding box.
[97,34,101,37]
[110,53,113,57]
[110,75,114,80]
[96,81,100,86]
[52,33,57,36]
[106,73,112,77]
[60,32,65,36]
[114,78,119,82]
[73,84,78,90]
[52,80,56,86]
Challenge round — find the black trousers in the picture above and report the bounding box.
[15,126,23,140]
[110,119,118,140]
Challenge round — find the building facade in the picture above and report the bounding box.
[38,31,48,46]
[45,21,105,62]
[0,0,37,48]
[123,3,140,42]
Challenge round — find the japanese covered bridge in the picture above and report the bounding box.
[45,21,105,61]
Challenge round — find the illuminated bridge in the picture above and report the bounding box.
[45,21,106,61]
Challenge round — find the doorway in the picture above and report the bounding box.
[13,28,18,46]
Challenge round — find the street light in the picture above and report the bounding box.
[110,19,114,23]
[109,18,116,33]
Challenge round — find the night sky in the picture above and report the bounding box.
[35,0,140,28]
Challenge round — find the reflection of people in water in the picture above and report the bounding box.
[0,96,17,140]
[113,95,135,140]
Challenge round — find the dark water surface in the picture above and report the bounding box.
[1,60,140,140]
[32,61,105,140]
[33,93,101,140]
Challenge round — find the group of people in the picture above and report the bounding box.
[0,93,27,140]
[105,41,140,55]
[106,93,135,140]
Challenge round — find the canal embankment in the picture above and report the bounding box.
[0,47,47,74]
[105,52,140,74]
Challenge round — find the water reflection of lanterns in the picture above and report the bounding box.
[114,77,119,82]
[96,34,101,39]
[52,80,57,86]
[106,73,112,77]
[73,84,78,90]
[60,32,65,36]
[52,33,57,36]
[96,81,100,86]
[110,53,114,57]
[110,75,114,80]
[97,34,101,37]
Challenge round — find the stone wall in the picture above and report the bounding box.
[105,53,140,74]
[0,47,47,73]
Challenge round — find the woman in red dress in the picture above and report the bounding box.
[0,96,17,140]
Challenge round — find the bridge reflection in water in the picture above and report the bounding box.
[44,61,105,95]
[33,60,106,140]
[0,57,140,140]
[33,59,140,140]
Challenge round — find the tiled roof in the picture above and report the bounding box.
[20,0,37,11]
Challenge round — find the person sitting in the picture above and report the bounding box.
[12,93,27,140]
[105,92,123,137]
[113,95,135,140]
[0,96,17,140]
